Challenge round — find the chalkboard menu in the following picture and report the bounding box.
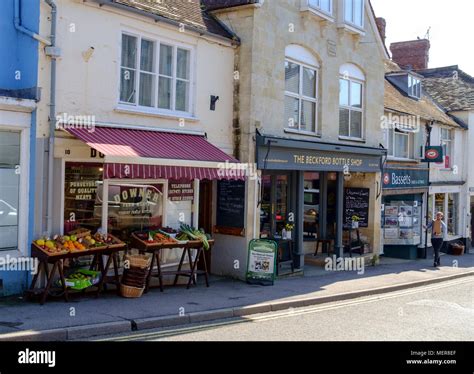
[216,180,245,229]
[343,188,370,228]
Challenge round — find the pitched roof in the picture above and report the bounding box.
[202,0,258,11]
[383,61,459,127]
[416,66,474,112]
[106,0,237,40]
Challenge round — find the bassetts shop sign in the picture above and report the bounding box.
[383,168,429,189]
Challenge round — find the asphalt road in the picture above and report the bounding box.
[97,277,474,341]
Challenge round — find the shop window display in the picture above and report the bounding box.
[101,183,164,238]
[383,196,422,245]
[64,162,103,233]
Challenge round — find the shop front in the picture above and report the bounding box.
[381,167,429,260]
[428,183,466,253]
[256,134,386,269]
[53,126,245,273]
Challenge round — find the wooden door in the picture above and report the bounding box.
[198,180,213,272]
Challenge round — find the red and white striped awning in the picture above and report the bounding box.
[64,127,246,181]
[104,163,245,180]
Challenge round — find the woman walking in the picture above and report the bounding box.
[425,212,447,267]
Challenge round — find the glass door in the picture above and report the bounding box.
[260,173,290,238]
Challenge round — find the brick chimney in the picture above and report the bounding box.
[390,39,430,70]
[375,17,386,45]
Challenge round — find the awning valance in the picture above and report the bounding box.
[64,127,245,180]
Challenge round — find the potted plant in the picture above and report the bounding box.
[284,223,294,240]
[351,215,360,229]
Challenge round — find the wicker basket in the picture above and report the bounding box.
[120,284,144,298]
[124,254,152,269]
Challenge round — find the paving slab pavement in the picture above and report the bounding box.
[0,252,472,340]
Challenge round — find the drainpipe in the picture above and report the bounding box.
[14,0,51,45]
[44,0,59,235]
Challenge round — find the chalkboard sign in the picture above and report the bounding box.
[216,180,245,230]
[343,188,370,228]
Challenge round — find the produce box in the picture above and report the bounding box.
[67,228,92,239]
[63,269,101,290]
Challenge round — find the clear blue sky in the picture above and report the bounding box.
[371,0,474,76]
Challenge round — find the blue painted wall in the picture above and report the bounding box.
[0,0,40,296]
[0,0,40,90]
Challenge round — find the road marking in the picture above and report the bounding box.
[96,277,473,341]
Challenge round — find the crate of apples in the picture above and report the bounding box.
[34,237,68,255]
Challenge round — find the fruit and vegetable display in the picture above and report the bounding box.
[93,233,121,246]
[34,229,123,255]
[134,230,178,245]
[178,224,211,250]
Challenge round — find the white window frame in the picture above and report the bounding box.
[440,127,453,169]
[0,124,30,258]
[343,0,364,29]
[118,31,195,117]
[308,0,333,16]
[284,57,319,134]
[339,76,364,140]
[408,75,421,99]
[387,127,415,160]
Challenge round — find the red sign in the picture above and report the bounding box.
[425,149,439,160]
[383,173,390,185]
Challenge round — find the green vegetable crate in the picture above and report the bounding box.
[63,269,101,290]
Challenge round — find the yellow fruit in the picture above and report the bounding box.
[89,239,96,245]
[45,241,55,249]
[36,239,45,246]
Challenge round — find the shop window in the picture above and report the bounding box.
[0,131,20,251]
[447,193,458,235]
[104,183,164,238]
[434,193,445,223]
[64,163,103,233]
[383,197,422,244]
[120,33,192,114]
[284,45,319,133]
[339,64,364,140]
[440,128,453,168]
[431,192,459,236]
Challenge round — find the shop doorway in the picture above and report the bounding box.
[198,180,213,272]
[260,173,291,238]
[303,172,337,243]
